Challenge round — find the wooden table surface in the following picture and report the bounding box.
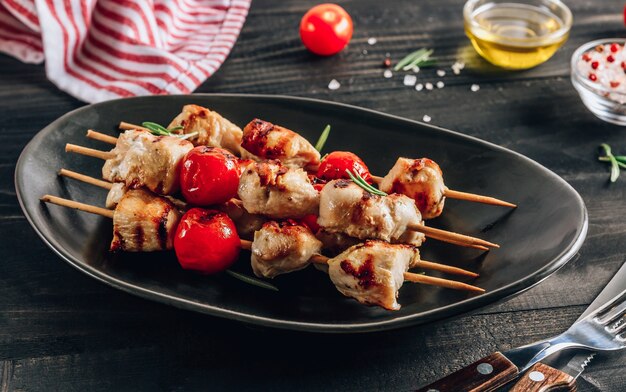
[2,0,625,390]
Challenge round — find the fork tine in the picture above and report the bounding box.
[606,317,626,334]
[594,293,626,326]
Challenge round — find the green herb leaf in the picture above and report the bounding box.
[394,48,427,71]
[395,48,434,71]
[599,156,626,169]
[225,270,279,291]
[346,169,388,196]
[600,143,620,182]
[314,125,331,153]
[141,121,194,140]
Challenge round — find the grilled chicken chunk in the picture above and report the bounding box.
[328,241,420,310]
[379,157,446,219]
[315,229,360,257]
[105,182,126,209]
[238,160,320,219]
[241,119,321,170]
[251,221,322,278]
[317,180,425,246]
[102,129,193,195]
[168,104,245,156]
[111,189,181,252]
[218,199,267,240]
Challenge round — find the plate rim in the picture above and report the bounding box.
[14,93,589,333]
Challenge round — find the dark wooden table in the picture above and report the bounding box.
[2,0,625,390]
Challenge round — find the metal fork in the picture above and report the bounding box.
[505,290,626,372]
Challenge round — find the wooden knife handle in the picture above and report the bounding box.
[509,362,576,392]
[415,352,519,392]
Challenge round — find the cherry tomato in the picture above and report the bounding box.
[174,208,240,274]
[300,3,353,56]
[180,147,241,206]
[317,151,372,183]
[300,214,321,234]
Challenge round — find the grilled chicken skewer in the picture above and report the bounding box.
[66,141,497,249]
[40,194,484,307]
[58,168,479,280]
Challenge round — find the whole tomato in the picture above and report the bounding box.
[174,208,240,274]
[180,146,241,206]
[300,3,353,56]
[317,151,372,183]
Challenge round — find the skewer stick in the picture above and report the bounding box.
[119,121,150,132]
[65,143,114,160]
[411,224,499,249]
[86,130,118,145]
[58,168,113,190]
[41,194,114,219]
[370,175,516,208]
[239,240,482,291]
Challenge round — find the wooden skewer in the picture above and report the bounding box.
[58,168,113,190]
[40,195,483,293]
[66,143,114,160]
[86,129,118,145]
[119,121,150,132]
[240,240,483,291]
[370,175,516,208]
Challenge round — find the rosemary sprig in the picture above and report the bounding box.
[346,169,387,196]
[141,121,198,140]
[394,48,435,71]
[599,143,621,182]
[314,125,331,153]
[226,269,279,291]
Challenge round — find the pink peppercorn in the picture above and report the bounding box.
[582,53,591,62]
[591,61,599,69]
[608,55,615,63]
[611,43,620,53]
[589,73,597,81]
[611,81,621,88]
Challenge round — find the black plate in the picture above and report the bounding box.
[15,94,587,333]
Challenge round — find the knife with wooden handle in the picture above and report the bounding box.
[509,353,595,392]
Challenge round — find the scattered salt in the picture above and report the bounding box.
[436,81,444,88]
[423,115,432,122]
[367,37,377,45]
[453,68,461,75]
[403,74,417,86]
[415,83,424,91]
[451,61,465,75]
[362,49,368,55]
[471,84,480,92]
[410,65,420,73]
[328,79,341,90]
[437,69,446,77]
[383,69,393,78]
[425,82,434,90]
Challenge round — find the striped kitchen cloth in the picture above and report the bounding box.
[0,0,251,102]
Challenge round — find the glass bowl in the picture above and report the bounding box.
[571,39,626,126]
[464,0,572,69]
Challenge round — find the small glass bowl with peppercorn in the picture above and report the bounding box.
[571,39,626,125]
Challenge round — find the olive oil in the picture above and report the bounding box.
[465,2,568,69]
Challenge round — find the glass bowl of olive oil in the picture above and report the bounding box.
[464,0,572,70]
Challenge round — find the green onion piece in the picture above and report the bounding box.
[394,48,428,71]
[314,125,331,153]
[600,143,620,182]
[225,270,279,291]
[346,169,387,196]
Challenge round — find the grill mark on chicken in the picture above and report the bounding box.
[340,256,378,289]
[135,225,145,250]
[242,119,286,159]
[156,203,172,250]
[334,179,351,188]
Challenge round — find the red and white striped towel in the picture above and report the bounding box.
[0,0,250,103]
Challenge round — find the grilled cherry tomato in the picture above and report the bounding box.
[317,151,372,183]
[174,208,240,274]
[300,3,353,56]
[180,147,241,206]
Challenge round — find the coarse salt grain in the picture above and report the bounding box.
[403,74,417,86]
[367,37,377,45]
[423,115,431,122]
[425,82,434,90]
[383,69,393,78]
[471,84,480,92]
[411,65,420,73]
[416,83,424,91]
[362,49,368,55]
[436,81,444,88]
[437,69,446,77]
[328,79,341,90]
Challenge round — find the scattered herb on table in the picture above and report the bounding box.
[394,48,435,71]
[226,270,279,291]
[141,121,198,140]
[346,169,387,196]
[598,143,626,182]
[314,125,331,152]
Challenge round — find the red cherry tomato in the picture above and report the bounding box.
[180,146,241,206]
[300,3,353,56]
[300,214,321,234]
[174,208,240,274]
[317,151,372,183]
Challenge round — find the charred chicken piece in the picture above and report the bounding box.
[238,160,320,219]
[218,199,267,240]
[251,220,322,278]
[241,119,321,170]
[317,179,425,246]
[111,189,181,252]
[328,240,420,310]
[168,104,245,156]
[379,157,446,219]
[102,129,193,195]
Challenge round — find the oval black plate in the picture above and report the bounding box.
[15,94,587,333]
